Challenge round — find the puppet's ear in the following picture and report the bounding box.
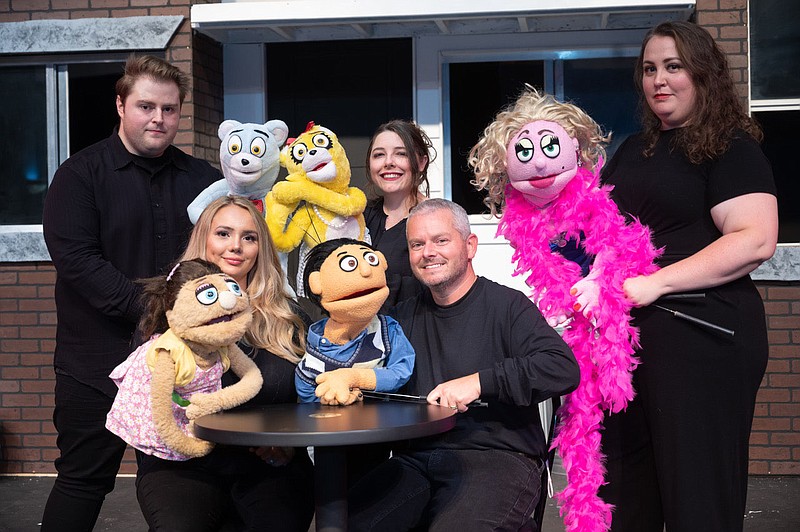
[308,271,323,296]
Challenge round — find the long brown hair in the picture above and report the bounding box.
[364,119,435,209]
[635,21,762,163]
[182,196,305,363]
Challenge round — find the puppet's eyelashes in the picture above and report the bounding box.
[515,138,534,162]
[225,280,243,296]
[195,284,219,305]
[291,142,308,162]
[250,137,266,157]
[541,135,561,158]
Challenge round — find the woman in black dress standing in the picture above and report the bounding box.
[599,21,778,532]
[363,120,435,311]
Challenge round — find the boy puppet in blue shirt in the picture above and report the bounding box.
[295,238,415,404]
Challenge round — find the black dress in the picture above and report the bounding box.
[598,129,777,531]
[136,306,314,532]
[364,198,423,312]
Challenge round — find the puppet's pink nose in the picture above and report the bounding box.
[218,291,238,310]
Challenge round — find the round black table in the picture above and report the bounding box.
[194,400,457,532]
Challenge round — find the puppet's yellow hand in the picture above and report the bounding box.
[315,368,376,405]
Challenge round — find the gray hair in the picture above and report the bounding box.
[407,198,471,240]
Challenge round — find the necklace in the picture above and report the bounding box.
[312,204,348,229]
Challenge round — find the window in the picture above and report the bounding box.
[446,54,638,214]
[750,0,800,243]
[0,59,125,225]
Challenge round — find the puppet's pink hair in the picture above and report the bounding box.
[498,166,660,531]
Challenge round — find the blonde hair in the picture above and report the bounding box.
[182,196,305,363]
[469,88,610,217]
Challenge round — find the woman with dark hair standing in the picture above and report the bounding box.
[599,21,778,531]
[363,120,435,310]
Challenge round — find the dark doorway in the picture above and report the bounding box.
[448,61,545,214]
[266,38,413,191]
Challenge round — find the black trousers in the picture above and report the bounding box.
[41,373,128,532]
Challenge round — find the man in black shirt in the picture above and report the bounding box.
[349,199,579,531]
[41,55,221,531]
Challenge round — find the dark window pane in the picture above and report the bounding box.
[0,66,48,224]
[68,62,124,154]
[755,110,800,243]
[563,57,639,159]
[448,61,544,214]
[266,38,412,191]
[750,0,800,100]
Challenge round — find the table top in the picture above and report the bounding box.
[193,400,458,447]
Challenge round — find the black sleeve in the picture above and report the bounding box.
[43,165,142,323]
[478,296,579,406]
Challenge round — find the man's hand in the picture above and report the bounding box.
[427,373,481,413]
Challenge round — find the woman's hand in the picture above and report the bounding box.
[252,445,295,467]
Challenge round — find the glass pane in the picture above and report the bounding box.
[68,62,125,155]
[756,110,800,243]
[0,66,48,224]
[448,61,545,214]
[750,0,800,100]
[563,57,639,160]
[267,38,412,192]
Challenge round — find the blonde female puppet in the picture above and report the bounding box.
[469,89,660,532]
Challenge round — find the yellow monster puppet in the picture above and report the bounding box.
[265,122,367,254]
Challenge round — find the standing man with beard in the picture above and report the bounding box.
[348,198,579,531]
[41,55,220,531]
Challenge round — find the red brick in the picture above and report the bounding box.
[772,433,800,446]
[56,0,90,8]
[23,434,57,447]
[748,461,769,475]
[0,300,19,312]
[1,420,41,433]
[697,11,741,26]
[20,380,54,393]
[20,326,56,340]
[3,394,40,407]
[42,450,61,462]
[0,325,20,338]
[749,432,769,445]
[1,286,37,298]
[752,417,791,431]
[18,299,56,312]
[0,272,17,284]
[771,403,800,417]
[768,330,790,344]
[749,446,791,460]
[4,448,41,461]
[756,388,790,403]
[770,461,800,475]
[10,0,48,9]
[0,313,36,326]
[39,312,58,325]
[41,394,54,407]
[2,367,39,380]
[91,0,128,8]
[720,0,746,9]
[764,301,790,315]
[0,339,40,353]
[0,353,20,365]
[765,359,790,373]
[17,271,55,285]
[21,407,54,420]
[0,379,20,392]
[71,10,109,19]
[37,285,54,298]
[767,286,800,300]
[769,345,800,358]
[769,374,800,388]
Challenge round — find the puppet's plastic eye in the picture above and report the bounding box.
[339,255,358,272]
[291,143,307,162]
[514,138,534,162]
[227,135,242,155]
[363,252,380,266]
[225,280,243,296]
[541,135,561,158]
[312,133,332,149]
[250,137,266,157]
[195,284,219,305]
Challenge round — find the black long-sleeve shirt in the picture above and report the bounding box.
[43,131,221,396]
[390,276,579,459]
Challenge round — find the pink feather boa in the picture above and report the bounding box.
[497,166,660,532]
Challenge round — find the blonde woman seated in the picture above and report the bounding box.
[135,196,314,532]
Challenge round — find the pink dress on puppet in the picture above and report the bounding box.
[106,332,224,461]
